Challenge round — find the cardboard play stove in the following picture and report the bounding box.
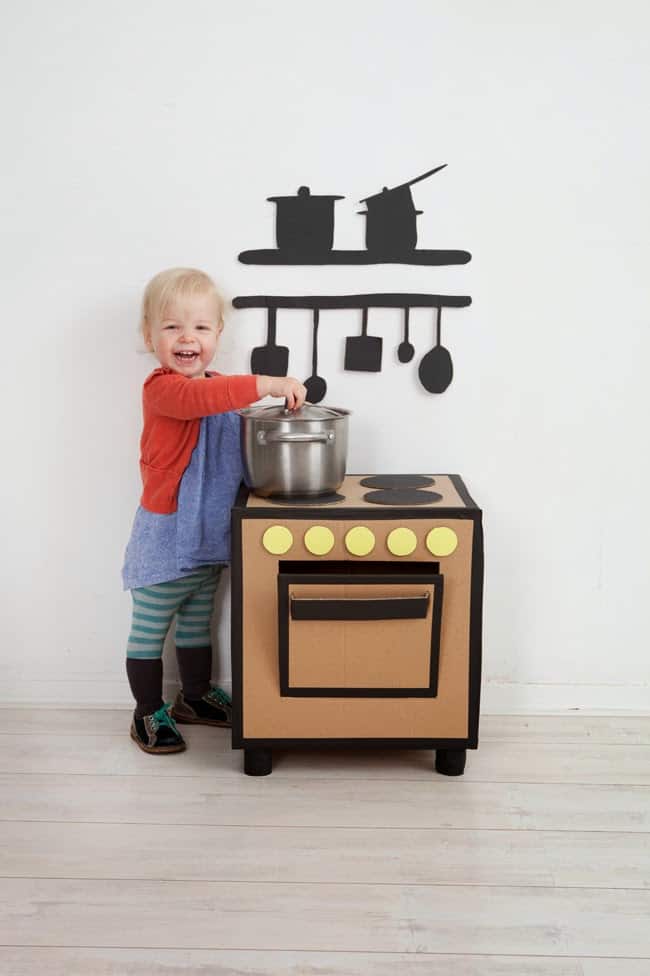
[230,474,484,777]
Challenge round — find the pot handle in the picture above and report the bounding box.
[257,430,335,444]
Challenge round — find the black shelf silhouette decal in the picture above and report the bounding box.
[232,294,471,394]
[239,249,471,266]
[238,165,472,266]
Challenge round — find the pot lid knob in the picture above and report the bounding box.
[297,186,311,197]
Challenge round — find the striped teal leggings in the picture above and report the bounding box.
[126,566,224,660]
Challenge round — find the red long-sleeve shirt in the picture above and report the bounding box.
[139,368,259,514]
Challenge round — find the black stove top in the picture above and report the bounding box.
[363,488,443,506]
[264,491,346,506]
[359,475,436,490]
[243,474,477,512]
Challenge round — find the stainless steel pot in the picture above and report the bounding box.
[238,403,350,497]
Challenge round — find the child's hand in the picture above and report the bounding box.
[257,376,307,411]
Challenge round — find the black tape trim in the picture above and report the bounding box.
[290,594,429,621]
[230,481,484,754]
[279,572,443,698]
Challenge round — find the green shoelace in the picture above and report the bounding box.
[206,686,232,708]
[150,703,180,733]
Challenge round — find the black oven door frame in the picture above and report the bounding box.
[278,566,444,698]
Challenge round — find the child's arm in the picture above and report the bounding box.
[145,370,306,419]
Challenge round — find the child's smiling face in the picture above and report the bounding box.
[145,292,223,378]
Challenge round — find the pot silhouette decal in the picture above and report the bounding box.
[358,163,447,258]
[267,186,343,254]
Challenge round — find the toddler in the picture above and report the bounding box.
[122,268,306,753]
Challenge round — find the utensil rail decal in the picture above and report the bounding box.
[232,294,471,396]
[232,294,471,310]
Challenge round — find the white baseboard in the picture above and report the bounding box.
[480,681,650,714]
[0,678,231,710]
[1,676,648,714]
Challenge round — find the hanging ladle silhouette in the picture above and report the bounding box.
[418,306,453,393]
[304,307,327,403]
[397,307,415,363]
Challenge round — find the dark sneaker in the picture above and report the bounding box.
[171,685,232,728]
[130,703,186,754]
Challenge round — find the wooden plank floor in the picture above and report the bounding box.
[1,710,649,975]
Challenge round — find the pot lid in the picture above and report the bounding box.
[267,185,344,203]
[357,185,420,213]
[359,163,447,203]
[239,403,350,421]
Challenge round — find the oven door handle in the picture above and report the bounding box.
[290,593,430,621]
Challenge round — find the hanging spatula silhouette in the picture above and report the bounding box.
[344,307,383,372]
[250,307,289,376]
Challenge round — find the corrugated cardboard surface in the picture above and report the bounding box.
[246,474,467,511]
[241,516,474,739]
[287,582,436,688]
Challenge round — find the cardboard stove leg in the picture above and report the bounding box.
[244,748,273,776]
[435,748,467,776]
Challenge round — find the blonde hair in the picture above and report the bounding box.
[140,267,225,341]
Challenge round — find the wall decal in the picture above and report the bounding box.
[238,165,471,266]
[304,308,327,403]
[267,186,344,255]
[239,247,471,267]
[232,294,471,394]
[418,306,453,394]
[233,294,472,312]
[397,307,415,363]
[358,164,445,258]
[344,307,383,372]
[249,307,289,376]
[234,164,472,395]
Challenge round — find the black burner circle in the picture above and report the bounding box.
[267,492,345,506]
[360,475,435,489]
[363,489,443,506]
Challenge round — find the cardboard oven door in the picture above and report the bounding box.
[278,571,443,697]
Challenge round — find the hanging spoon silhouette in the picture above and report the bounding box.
[397,307,415,363]
[418,305,453,393]
[304,307,327,403]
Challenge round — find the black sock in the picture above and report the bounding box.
[175,644,212,700]
[126,658,164,718]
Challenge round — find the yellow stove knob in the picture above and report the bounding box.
[345,525,376,557]
[262,525,293,555]
[426,526,458,557]
[387,527,417,556]
[304,525,335,556]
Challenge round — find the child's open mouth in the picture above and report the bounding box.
[174,351,199,365]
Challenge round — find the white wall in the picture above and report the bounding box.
[2,0,649,711]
